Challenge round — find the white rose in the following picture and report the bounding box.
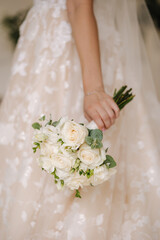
[34,132,48,142]
[65,172,89,190]
[78,143,105,168]
[52,153,74,171]
[41,142,59,156]
[60,120,88,148]
[37,155,55,173]
[56,168,70,180]
[91,165,116,186]
[59,144,78,158]
[43,125,59,144]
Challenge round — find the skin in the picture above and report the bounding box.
[66,0,120,130]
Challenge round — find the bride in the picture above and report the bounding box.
[0,0,160,239]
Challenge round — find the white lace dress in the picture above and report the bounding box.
[0,0,160,239]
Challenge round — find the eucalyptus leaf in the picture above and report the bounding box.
[32,122,41,130]
[52,118,61,127]
[85,136,93,145]
[91,139,103,149]
[105,155,117,168]
[90,129,103,141]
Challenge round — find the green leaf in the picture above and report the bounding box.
[75,189,81,198]
[70,168,75,173]
[32,122,42,130]
[85,136,93,146]
[86,169,94,179]
[52,118,61,127]
[79,123,84,126]
[90,129,103,141]
[57,138,64,145]
[91,139,103,149]
[45,119,52,126]
[51,168,59,180]
[60,179,64,186]
[79,169,86,176]
[34,142,40,148]
[104,155,117,168]
[105,148,108,153]
[32,147,36,153]
[39,115,45,121]
[73,158,81,171]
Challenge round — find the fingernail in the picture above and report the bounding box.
[102,128,106,132]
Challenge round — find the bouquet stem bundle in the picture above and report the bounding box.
[113,85,135,110]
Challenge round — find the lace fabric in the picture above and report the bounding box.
[0,0,160,239]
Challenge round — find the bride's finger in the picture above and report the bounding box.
[84,112,92,122]
[96,107,112,129]
[107,98,120,118]
[101,101,116,124]
[88,110,105,130]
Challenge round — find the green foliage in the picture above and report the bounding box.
[32,122,42,130]
[39,115,45,121]
[85,136,94,145]
[79,169,86,176]
[52,118,61,127]
[75,189,81,198]
[90,129,103,141]
[2,9,29,47]
[60,179,64,187]
[57,138,64,145]
[45,117,61,127]
[85,129,103,149]
[79,123,84,126]
[73,158,81,172]
[86,169,94,179]
[70,168,75,173]
[146,0,160,29]
[51,168,59,181]
[113,85,135,110]
[103,155,117,169]
[32,142,40,153]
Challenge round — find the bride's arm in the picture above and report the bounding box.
[67,0,120,130]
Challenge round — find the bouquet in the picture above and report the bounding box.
[32,86,135,198]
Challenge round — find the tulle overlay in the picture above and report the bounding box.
[0,0,160,239]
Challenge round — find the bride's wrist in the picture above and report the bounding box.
[82,70,104,96]
[84,87,105,96]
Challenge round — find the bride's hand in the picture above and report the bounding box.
[84,90,120,131]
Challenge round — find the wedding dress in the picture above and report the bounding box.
[0,0,160,239]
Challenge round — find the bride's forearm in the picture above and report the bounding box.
[67,0,104,94]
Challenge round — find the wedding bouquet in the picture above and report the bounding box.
[32,117,116,198]
[32,86,134,198]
